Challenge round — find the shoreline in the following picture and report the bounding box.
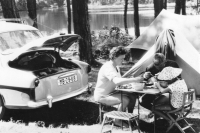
[0,3,176,13]
[88,3,175,12]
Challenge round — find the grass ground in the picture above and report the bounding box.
[0,59,200,133]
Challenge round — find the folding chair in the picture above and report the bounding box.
[96,102,118,124]
[101,111,140,133]
[155,90,196,133]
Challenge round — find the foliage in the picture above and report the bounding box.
[89,0,175,5]
[91,26,134,60]
[15,0,64,10]
[1,0,20,18]
[37,1,50,8]
[16,0,27,11]
[53,0,65,7]
[15,0,50,10]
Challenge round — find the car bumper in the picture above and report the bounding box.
[5,83,92,109]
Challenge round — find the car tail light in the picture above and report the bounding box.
[34,78,40,87]
[82,64,91,74]
[87,65,91,73]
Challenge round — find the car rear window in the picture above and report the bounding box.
[0,30,42,52]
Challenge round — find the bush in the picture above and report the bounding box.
[38,1,50,8]
[91,26,134,60]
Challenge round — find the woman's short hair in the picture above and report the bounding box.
[109,46,127,60]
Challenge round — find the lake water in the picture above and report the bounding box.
[17,7,154,36]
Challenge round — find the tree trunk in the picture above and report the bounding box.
[154,0,159,18]
[27,0,38,28]
[159,0,164,9]
[133,0,140,38]
[72,0,93,64]
[181,0,186,15]
[0,0,20,18]
[153,0,163,18]
[174,0,181,14]
[124,0,128,34]
[66,0,71,34]
[163,0,167,9]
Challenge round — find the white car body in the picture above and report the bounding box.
[0,20,91,118]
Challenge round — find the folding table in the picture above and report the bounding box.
[117,85,160,133]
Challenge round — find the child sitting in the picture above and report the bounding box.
[153,66,188,122]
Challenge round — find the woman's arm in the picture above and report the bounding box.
[112,76,144,86]
[155,82,171,94]
[113,71,152,86]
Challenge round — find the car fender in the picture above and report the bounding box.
[0,88,32,108]
[0,68,36,88]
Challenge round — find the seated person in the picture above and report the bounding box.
[153,67,188,122]
[94,46,151,127]
[140,53,180,117]
[146,53,179,76]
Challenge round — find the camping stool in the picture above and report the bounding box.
[96,102,117,124]
[101,111,140,133]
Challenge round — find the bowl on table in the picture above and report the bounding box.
[132,83,145,91]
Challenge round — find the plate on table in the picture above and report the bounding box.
[118,84,132,89]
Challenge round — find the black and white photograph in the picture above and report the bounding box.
[0,0,199,133]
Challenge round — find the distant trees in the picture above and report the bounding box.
[66,0,71,34]
[54,0,65,7]
[163,0,167,9]
[124,0,140,38]
[133,0,140,38]
[152,0,186,17]
[124,0,128,34]
[175,0,181,14]
[181,0,187,15]
[0,0,20,18]
[154,0,164,18]
[174,0,186,15]
[0,0,38,28]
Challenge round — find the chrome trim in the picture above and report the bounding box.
[5,85,89,109]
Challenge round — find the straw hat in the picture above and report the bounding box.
[157,67,182,81]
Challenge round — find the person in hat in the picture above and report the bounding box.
[144,67,188,121]
[94,46,151,127]
[139,53,180,117]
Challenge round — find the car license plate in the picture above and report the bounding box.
[58,74,78,86]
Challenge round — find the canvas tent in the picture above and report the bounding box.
[123,9,200,96]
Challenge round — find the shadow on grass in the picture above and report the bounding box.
[3,98,101,128]
[139,118,200,133]
[2,96,200,133]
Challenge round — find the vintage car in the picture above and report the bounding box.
[0,19,91,119]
